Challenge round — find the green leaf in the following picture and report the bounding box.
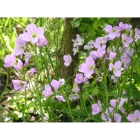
[71,109,87,117]
[92,86,99,96]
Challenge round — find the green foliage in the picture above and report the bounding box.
[71,18,118,42]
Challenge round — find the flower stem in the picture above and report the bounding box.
[34,47,44,122]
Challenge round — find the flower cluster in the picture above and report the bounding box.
[4,24,48,91]
[62,22,139,122]
[72,34,84,55]
[42,78,66,103]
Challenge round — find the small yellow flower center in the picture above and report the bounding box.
[68,58,71,62]
[20,46,24,50]
[125,30,130,36]
[135,117,139,122]
[18,82,24,86]
[112,29,116,32]
[89,65,94,70]
[112,67,116,72]
[124,39,126,42]
[73,83,76,88]
[32,33,36,38]
[100,40,104,46]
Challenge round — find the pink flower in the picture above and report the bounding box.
[94,37,107,49]
[120,48,133,69]
[127,110,140,122]
[12,80,27,90]
[72,34,84,47]
[72,47,78,55]
[22,24,44,44]
[90,47,106,59]
[101,107,122,122]
[30,116,35,121]
[25,68,36,78]
[56,95,66,102]
[135,28,140,41]
[104,25,121,40]
[36,35,48,47]
[4,54,16,68]
[121,34,133,47]
[92,101,102,115]
[84,40,94,50]
[24,52,31,66]
[13,34,26,56]
[29,109,34,113]
[13,60,23,70]
[109,61,122,77]
[74,73,84,84]
[119,22,132,31]
[63,54,72,66]
[106,52,116,60]
[110,98,125,114]
[72,83,80,93]
[51,79,62,91]
[42,84,52,97]
[78,56,95,79]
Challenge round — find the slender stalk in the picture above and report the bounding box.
[79,91,88,115]
[65,97,75,122]
[34,47,44,122]
[22,88,27,122]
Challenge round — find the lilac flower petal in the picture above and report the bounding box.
[114,61,122,69]
[22,33,32,42]
[42,84,52,97]
[114,69,121,77]
[56,95,66,102]
[134,110,140,117]
[26,24,37,33]
[109,32,116,39]
[109,63,113,71]
[63,54,72,66]
[36,36,48,47]
[119,99,125,106]
[4,54,16,68]
[114,113,121,122]
[92,104,100,115]
[127,114,134,122]
[110,100,117,107]
[51,79,61,91]
[37,27,44,35]
[105,25,112,33]
[127,37,133,43]
[94,42,100,48]
[101,113,111,122]
[120,107,125,114]
[12,80,27,90]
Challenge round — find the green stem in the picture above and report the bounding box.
[80,91,88,115]
[102,63,109,107]
[22,88,27,122]
[65,97,75,122]
[62,87,74,122]
[34,47,44,122]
